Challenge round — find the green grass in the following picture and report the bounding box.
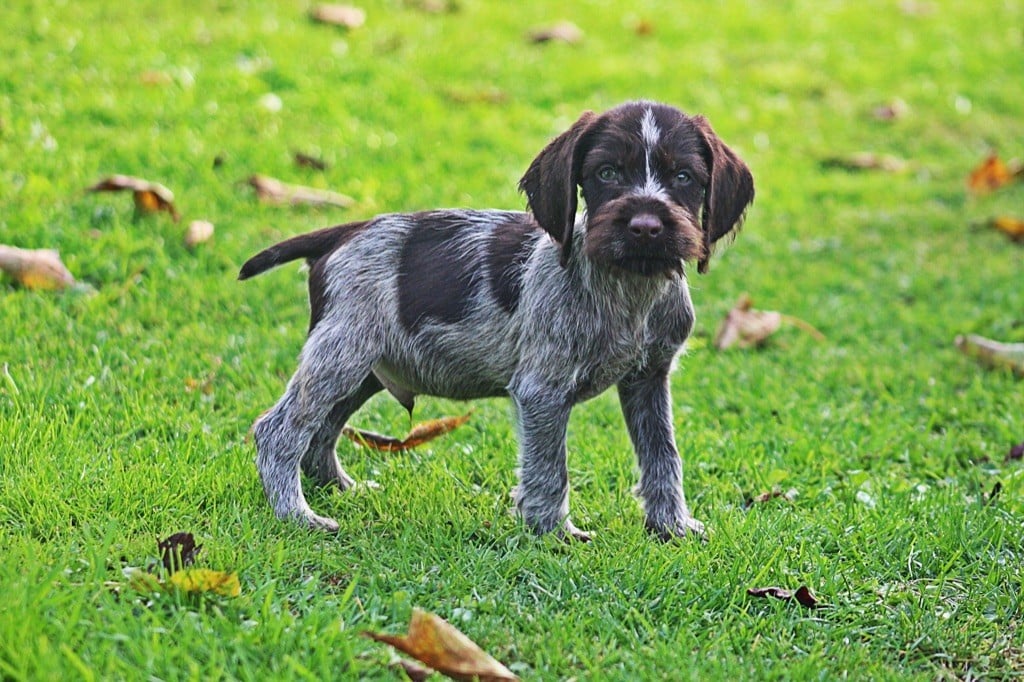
[1,0,1022,679]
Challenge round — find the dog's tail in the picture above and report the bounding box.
[238,221,369,280]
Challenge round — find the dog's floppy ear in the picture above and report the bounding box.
[519,111,598,266]
[694,116,755,274]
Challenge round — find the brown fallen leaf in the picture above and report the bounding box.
[872,99,909,121]
[1007,443,1024,462]
[408,0,459,13]
[0,245,76,291]
[747,585,821,608]
[184,357,222,395]
[342,413,472,452]
[528,21,583,44]
[365,608,518,682]
[247,174,355,208]
[139,70,173,86]
[87,175,180,221]
[967,153,1023,195]
[393,658,434,682]
[743,486,798,510]
[986,216,1024,243]
[294,151,328,171]
[158,532,203,573]
[820,152,909,173]
[310,4,366,28]
[184,220,214,249]
[633,19,655,36]
[714,294,824,350]
[955,334,1024,378]
[442,86,508,105]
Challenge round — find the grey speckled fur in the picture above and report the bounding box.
[241,101,754,541]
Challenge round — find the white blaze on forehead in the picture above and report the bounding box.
[637,107,668,199]
[641,107,660,147]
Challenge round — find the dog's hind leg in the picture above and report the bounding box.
[301,374,383,489]
[252,327,379,532]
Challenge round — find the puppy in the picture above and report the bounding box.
[240,101,754,541]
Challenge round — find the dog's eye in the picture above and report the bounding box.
[597,165,620,183]
[674,170,693,186]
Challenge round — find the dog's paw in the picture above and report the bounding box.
[281,508,340,533]
[647,515,706,542]
[557,518,593,543]
[304,513,341,533]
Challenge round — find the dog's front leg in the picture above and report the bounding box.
[618,367,705,540]
[509,375,590,541]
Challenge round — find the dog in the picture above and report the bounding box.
[240,101,754,541]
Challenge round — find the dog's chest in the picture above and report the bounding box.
[571,323,649,401]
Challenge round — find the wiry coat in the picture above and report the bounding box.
[240,101,754,540]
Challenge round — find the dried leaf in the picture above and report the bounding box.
[747,585,821,608]
[365,608,518,682]
[247,174,355,208]
[310,4,366,28]
[0,245,76,290]
[955,334,1024,377]
[987,216,1024,242]
[528,21,583,44]
[820,152,909,173]
[294,151,328,171]
[967,153,1022,195]
[442,86,507,105]
[87,175,180,221]
[743,486,798,509]
[393,658,434,681]
[1006,443,1024,462]
[714,294,781,349]
[158,532,203,572]
[168,569,242,597]
[342,413,472,452]
[747,586,792,600]
[633,19,655,36]
[793,585,820,608]
[185,358,222,395]
[140,70,173,86]
[714,294,825,350]
[409,0,459,13]
[184,220,215,249]
[872,99,909,121]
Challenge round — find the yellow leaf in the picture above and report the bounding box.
[988,216,1024,242]
[168,569,242,597]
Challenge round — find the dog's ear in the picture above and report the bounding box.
[694,116,755,274]
[519,111,598,266]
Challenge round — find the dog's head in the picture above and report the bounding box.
[519,101,754,275]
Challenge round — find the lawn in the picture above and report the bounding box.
[1,0,1022,679]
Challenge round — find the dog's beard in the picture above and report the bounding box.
[583,200,703,277]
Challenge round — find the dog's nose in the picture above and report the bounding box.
[628,213,664,239]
